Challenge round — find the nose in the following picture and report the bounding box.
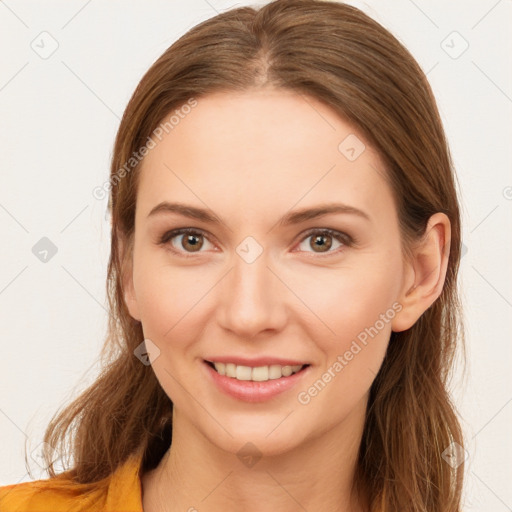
[216,247,287,339]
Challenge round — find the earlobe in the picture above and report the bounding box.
[391,213,451,333]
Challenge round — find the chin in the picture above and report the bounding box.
[204,422,308,461]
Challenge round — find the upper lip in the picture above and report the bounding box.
[204,356,310,367]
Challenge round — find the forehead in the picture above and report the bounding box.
[136,89,393,224]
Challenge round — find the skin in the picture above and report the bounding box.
[121,88,451,512]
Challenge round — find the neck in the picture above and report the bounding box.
[142,402,368,512]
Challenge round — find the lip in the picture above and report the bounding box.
[204,356,309,367]
[202,359,311,403]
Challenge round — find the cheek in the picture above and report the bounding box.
[132,262,212,401]
[133,257,213,346]
[294,270,397,417]
[135,269,171,334]
[134,251,184,339]
[290,257,401,350]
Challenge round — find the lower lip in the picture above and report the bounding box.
[203,360,310,403]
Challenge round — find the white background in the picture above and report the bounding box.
[0,1,511,510]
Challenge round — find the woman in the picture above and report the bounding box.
[0,0,466,510]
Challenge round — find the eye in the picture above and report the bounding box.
[158,227,354,258]
[159,228,215,256]
[295,228,353,256]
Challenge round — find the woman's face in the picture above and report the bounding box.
[124,88,411,456]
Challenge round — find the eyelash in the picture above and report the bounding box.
[158,227,356,259]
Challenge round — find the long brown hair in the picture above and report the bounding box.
[38,1,467,510]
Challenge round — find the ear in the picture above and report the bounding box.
[391,213,451,333]
[118,232,141,322]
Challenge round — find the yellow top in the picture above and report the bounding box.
[0,452,144,512]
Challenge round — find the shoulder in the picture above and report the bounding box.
[0,476,99,511]
[0,473,112,512]
[0,453,144,512]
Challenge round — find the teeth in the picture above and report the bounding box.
[212,362,304,381]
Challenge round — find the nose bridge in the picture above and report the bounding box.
[218,239,285,336]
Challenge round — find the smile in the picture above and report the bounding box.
[203,360,311,402]
[205,360,308,382]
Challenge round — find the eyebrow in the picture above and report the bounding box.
[147,201,371,226]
